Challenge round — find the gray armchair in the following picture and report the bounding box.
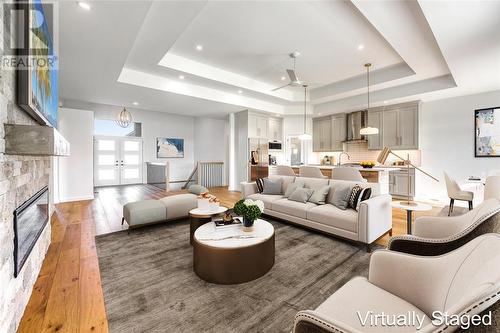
[294,234,500,333]
[388,198,500,256]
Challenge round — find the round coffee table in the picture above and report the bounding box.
[189,206,228,245]
[193,219,275,284]
[391,201,432,234]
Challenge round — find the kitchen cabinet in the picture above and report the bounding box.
[268,117,282,141]
[330,114,346,151]
[382,104,418,150]
[313,117,332,152]
[389,169,415,199]
[367,110,383,150]
[248,113,268,139]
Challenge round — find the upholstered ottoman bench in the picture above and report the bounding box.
[122,193,197,229]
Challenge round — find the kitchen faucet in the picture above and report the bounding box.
[338,152,350,166]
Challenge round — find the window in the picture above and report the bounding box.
[94,119,142,137]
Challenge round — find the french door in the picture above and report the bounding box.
[94,136,143,186]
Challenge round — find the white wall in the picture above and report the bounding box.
[194,117,229,185]
[93,108,195,183]
[57,108,94,202]
[417,90,500,202]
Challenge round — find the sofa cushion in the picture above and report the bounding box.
[329,184,353,210]
[269,175,295,194]
[262,177,282,195]
[288,187,314,203]
[300,177,329,190]
[315,277,432,332]
[272,199,317,219]
[284,181,304,198]
[159,193,197,220]
[307,204,358,232]
[123,200,166,226]
[308,185,330,205]
[247,193,284,209]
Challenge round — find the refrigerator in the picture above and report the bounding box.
[248,138,269,181]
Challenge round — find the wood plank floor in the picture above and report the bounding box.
[17,184,441,333]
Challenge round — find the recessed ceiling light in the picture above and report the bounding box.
[237,90,243,94]
[358,44,365,50]
[318,113,322,116]
[179,75,185,80]
[383,100,388,104]
[77,2,91,10]
[196,45,203,51]
[280,76,286,81]
[132,102,139,106]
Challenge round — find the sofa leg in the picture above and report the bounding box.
[468,201,473,210]
[121,217,125,225]
[365,244,372,253]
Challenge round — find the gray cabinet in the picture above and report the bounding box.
[268,117,282,141]
[389,169,415,198]
[331,114,346,151]
[378,101,419,150]
[367,110,383,150]
[313,117,332,152]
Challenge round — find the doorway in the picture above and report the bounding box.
[93,136,143,186]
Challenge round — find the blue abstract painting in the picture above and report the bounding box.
[157,138,184,158]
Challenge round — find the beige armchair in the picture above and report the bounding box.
[275,165,296,177]
[299,166,327,179]
[331,167,366,182]
[388,198,500,256]
[294,234,500,333]
[485,176,500,200]
[444,171,474,215]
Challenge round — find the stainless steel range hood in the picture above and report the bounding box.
[345,110,368,142]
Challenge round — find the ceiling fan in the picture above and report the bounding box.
[271,52,302,91]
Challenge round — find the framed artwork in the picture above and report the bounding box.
[16,0,59,128]
[475,107,500,157]
[157,138,184,158]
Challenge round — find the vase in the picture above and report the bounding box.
[242,217,255,232]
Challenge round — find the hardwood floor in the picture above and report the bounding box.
[17,184,440,332]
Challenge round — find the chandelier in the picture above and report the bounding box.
[116,107,133,128]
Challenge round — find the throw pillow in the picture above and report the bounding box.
[355,188,372,211]
[262,178,283,195]
[255,178,264,193]
[288,187,314,203]
[329,184,353,210]
[308,185,330,205]
[284,181,304,198]
[347,185,363,210]
[188,184,209,195]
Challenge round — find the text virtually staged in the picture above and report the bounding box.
[1,1,499,333]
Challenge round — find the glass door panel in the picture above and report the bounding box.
[94,137,120,186]
[120,138,143,185]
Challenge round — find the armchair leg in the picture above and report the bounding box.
[468,201,473,210]
[121,217,125,225]
[448,198,455,216]
[388,228,393,237]
[365,244,372,253]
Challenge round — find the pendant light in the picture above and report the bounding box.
[360,63,379,135]
[298,84,312,141]
[116,107,133,128]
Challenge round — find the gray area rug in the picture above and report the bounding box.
[96,219,373,332]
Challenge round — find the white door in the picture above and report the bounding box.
[94,136,143,186]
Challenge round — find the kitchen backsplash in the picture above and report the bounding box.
[310,141,422,166]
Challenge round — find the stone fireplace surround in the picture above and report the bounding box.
[0,21,53,333]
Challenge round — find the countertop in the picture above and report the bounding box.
[290,165,401,172]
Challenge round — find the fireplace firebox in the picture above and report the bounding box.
[13,186,49,277]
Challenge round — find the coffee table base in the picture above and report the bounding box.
[193,234,275,284]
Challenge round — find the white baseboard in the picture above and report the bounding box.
[57,194,95,203]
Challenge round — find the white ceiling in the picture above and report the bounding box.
[58,0,500,118]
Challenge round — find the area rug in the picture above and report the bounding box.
[95,219,373,332]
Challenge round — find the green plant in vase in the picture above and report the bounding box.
[233,199,264,231]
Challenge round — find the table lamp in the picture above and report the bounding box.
[377,147,439,206]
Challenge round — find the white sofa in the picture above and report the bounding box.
[241,175,392,249]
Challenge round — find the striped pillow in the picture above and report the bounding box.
[255,178,264,193]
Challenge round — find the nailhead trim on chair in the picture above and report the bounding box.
[295,312,345,333]
[387,207,500,247]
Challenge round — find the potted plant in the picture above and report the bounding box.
[233,199,264,231]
